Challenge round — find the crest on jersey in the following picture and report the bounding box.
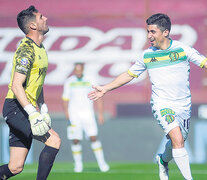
[169,51,179,62]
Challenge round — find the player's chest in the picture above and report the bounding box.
[143,48,187,69]
[32,48,48,69]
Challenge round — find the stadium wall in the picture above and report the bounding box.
[0,0,207,117]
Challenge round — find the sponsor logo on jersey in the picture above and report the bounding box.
[150,57,158,62]
[16,65,28,74]
[20,58,29,66]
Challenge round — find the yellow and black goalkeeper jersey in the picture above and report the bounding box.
[6,37,48,107]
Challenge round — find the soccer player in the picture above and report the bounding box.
[88,13,207,180]
[62,63,109,173]
[0,6,61,180]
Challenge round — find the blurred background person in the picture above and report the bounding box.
[62,63,109,173]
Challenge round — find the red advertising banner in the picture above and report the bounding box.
[0,0,207,116]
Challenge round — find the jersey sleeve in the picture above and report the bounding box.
[62,79,71,101]
[128,53,146,78]
[15,41,35,75]
[185,45,207,68]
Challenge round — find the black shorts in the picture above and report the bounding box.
[3,99,50,149]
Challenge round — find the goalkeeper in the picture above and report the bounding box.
[0,5,61,180]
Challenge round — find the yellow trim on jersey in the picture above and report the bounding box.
[200,57,207,68]
[144,51,186,63]
[72,151,82,155]
[6,37,48,107]
[127,70,138,78]
[93,147,103,152]
[70,125,76,127]
[62,96,69,101]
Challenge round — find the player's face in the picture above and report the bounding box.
[74,64,84,78]
[147,25,168,49]
[34,12,49,35]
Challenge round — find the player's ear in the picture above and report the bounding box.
[163,29,170,37]
[30,22,37,31]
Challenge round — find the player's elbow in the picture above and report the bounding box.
[11,80,24,96]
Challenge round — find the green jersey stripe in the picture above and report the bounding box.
[144,47,185,59]
[69,82,91,87]
[145,56,186,69]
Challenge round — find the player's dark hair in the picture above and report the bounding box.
[75,62,84,66]
[17,5,38,35]
[146,13,171,32]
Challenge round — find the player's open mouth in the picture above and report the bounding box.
[150,40,155,45]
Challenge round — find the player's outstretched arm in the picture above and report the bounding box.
[88,71,134,101]
[88,85,106,101]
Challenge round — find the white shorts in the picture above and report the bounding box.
[67,114,98,140]
[152,106,191,140]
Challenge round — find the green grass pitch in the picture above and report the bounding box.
[9,162,207,180]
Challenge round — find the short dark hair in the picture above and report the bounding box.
[75,62,84,66]
[17,5,38,34]
[146,13,171,32]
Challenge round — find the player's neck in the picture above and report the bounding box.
[160,38,171,50]
[26,33,44,46]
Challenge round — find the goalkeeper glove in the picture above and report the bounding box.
[24,104,50,136]
[40,103,51,127]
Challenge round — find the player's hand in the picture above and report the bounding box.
[29,111,50,136]
[88,85,107,101]
[24,104,50,136]
[40,103,51,127]
[42,113,51,127]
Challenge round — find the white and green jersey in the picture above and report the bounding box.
[128,40,207,110]
[62,75,95,116]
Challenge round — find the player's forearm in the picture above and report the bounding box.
[88,72,134,101]
[12,72,31,108]
[104,72,133,92]
[12,83,30,108]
